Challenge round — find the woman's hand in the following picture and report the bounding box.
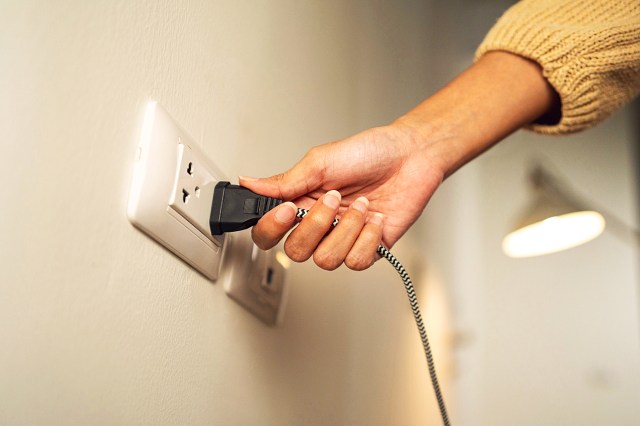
[241,51,559,271]
[240,123,445,271]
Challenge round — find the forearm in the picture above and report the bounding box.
[395,51,559,178]
[476,0,640,135]
[246,53,560,266]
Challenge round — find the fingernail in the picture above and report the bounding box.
[368,213,384,226]
[275,202,296,223]
[323,190,341,209]
[239,175,258,182]
[351,196,369,213]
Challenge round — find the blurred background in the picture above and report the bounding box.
[1,0,638,424]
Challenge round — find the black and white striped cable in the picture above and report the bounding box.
[296,207,450,426]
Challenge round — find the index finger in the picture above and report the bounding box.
[251,201,298,250]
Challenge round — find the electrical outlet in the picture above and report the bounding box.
[169,142,221,243]
[220,230,289,325]
[128,101,225,281]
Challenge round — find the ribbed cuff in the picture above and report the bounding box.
[475,0,640,135]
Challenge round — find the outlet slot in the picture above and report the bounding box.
[169,143,222,246]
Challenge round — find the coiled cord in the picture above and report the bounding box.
[296,207,451,426]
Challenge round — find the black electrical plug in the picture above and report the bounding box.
[209,181,284,235]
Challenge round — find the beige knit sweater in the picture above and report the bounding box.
[476,0,640,135]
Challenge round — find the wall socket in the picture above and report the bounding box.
[220,230,289,325]
[128,101,289,325]
[170,142,222,245]
[127,101,225,280]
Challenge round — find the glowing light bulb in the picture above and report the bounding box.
[502,211,605,258]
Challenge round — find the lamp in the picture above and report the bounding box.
[503,166,606,258]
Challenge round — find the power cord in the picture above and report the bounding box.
[211,182,451,425]
[296,207,451,426]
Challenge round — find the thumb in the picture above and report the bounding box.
[239,151,323,201]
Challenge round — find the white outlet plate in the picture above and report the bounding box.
[220,230,289,325]
[128,101,226,281]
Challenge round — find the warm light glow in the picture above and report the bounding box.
[275,251,291,269]
[503,211,605,258]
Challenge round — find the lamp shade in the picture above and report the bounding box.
[502,189,605,258]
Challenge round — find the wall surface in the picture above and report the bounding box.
[4,1,637,425]
[426,107,640,426]
[420,1,640,425]
[1,1,451,425]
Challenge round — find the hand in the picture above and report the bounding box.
[240,124,445,271]
[241,52,557,271]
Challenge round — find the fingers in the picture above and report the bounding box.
[251,202,298,250]
[345,213,384,271]
[313,197,369,270]
[284,191,384,271]
[240,148,324,201]
[284,190,342,262]
[252,189,384,271]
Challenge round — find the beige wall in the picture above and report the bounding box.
[425,106,640,425]
[1,1,450,425]
[421,1,640,424]
[4,1,637,425]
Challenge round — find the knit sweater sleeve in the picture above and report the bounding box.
[476,0,640,135]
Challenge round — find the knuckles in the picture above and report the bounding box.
[251,228,276,251]
[338,210,365,228]
[307,212,332,228]
[313,249,343,271]
[284,239,313,263]
[345,252,373,271]
[304,146,323,164]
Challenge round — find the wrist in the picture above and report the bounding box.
[391,108,459,180]
[392,51,559,179]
